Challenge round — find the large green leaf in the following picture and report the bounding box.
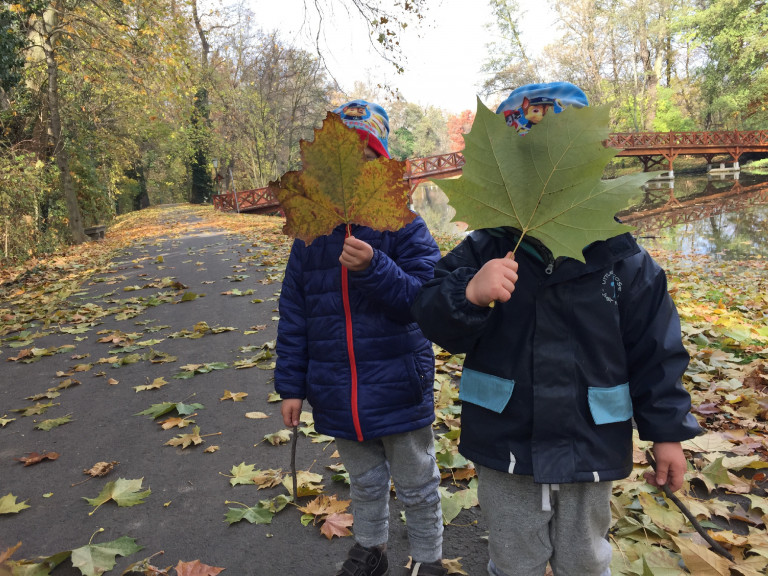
[435,98,652,262]
[70,536,141,576]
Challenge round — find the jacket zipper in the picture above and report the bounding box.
[341,232,364,442]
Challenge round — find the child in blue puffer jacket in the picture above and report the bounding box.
[275,100,447,576]
[411,83,702,576]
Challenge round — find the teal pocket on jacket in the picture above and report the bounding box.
[588,383,633,425]
[459,368,515,414]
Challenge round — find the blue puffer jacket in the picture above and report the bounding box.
[412,228,701,484]
[275,216,441,442]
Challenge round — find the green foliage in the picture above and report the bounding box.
[389,127,415,161]
[0,5,25,92]
[652,86,696,132]
[0,151,66,264]
[685,0,768,129]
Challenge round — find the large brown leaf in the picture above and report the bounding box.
[269,112,415,245]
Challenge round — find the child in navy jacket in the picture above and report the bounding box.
[276,100,447,576]
[411,83,701,576]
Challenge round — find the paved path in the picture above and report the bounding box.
[1,209,487,575]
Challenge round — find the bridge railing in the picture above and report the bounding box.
[405,152,465,179]
[607,130,768,149]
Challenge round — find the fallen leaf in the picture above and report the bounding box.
[84,477,151,515]
[320,513,354,539]
[220,390,247,402]
[71,535,142,576]
[0,493,30,514]
[173,559,225,575]
[16,452,59,466]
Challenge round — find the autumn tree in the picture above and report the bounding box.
[481,0,539,97]
[446,110,474,152]
[387,101,450,159]
[210,27,330,189]
[684,0,768,129]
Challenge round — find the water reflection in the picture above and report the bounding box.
[412,172,768,260]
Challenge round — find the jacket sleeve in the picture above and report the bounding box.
[621,250,702,442]
[349,217,441,324]
[274,240,308,400]
[411,233,495,353]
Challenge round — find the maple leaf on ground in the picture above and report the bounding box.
[2,550,71,574]
[0,493,30,514]
[269,112,415,245]
[159,414,196,430]
[84,461,118,477]
[0,542,21,564]
[223,501,275,525]
[173,559,225,576]
[84,477,151,515]
[298,494,351,518]
[435,99,652,262]
[282,470,324,497]
[165,426,204,449]
[219,390,247,402]
[16,451,59,466]
[321,512,354,539]
[71,535,142,576]
[35,414,73,431]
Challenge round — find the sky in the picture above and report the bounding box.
[248,0,559,115]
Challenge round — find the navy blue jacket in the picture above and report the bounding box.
[275,217,441,442]
[411,228,701,483]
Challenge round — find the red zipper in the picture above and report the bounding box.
[341,233,363,441]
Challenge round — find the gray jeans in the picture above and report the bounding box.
[335,425,443,564]
[477,465,612,576]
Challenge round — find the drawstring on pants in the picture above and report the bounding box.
[541,483,560,511]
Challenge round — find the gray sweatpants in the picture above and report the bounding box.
[335,425,443,564]
[477,465,612,576]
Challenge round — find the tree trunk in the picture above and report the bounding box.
[42,5,86,243]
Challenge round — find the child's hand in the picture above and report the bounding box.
[466,252,518,307]
[281,398,303,427]
[340,236,374,271]
[644,442,687,492]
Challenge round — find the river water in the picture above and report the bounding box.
[412,170,768,261]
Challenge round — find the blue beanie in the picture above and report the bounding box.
[333,100,390,158]
[496,82,588,134]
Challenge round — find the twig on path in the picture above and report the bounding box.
[291,424,299,503]
[645,450,734,561]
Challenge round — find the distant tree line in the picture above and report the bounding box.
[1,0,764,263]
[482,0,767,132]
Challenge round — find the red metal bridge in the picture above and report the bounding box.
[212,129,768,214]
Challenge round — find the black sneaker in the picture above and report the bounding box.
[406,561,448,576]
[335,543,389,576]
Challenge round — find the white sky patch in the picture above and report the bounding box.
[248,0,558,114]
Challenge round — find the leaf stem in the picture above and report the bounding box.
[88,527,104,544]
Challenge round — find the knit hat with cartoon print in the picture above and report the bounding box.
[496,82,589,135]
[333,100,390,159]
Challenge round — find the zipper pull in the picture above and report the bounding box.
[545,262,554,275]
